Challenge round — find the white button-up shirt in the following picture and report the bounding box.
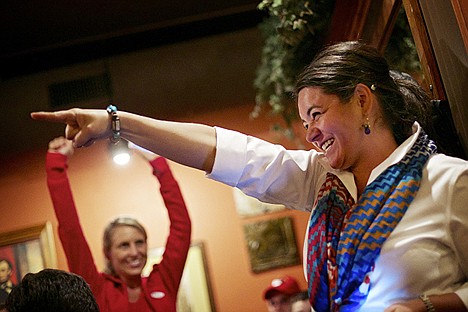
[208,124,468,311]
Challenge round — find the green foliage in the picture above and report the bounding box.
[252,1,420,142]
[385,8,421,74]
[252,0,335,139]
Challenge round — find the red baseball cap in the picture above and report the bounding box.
[263,276,301,299]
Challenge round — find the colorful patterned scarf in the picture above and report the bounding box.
[307,130,437,311]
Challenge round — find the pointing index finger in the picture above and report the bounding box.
[31,111,71,123]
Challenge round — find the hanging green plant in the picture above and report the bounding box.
[252,0,336,140]
[252,1,420,143]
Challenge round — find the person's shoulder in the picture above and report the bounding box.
[428,153,468,166]
[426,153,468,178]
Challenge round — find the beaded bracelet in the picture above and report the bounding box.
[106,105,121,144]
[419,294,436,312]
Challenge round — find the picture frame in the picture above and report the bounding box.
[232,188,285,218]
[0,222,57,302]
[142,241,216,312]
[243,217,299,273]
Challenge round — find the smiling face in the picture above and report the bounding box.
[298,86,365,171]
[106,225,147,284]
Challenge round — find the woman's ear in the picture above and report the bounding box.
[354,83,374,114]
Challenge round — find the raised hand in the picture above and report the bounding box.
[48,136,74,157]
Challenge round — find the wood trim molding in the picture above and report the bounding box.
[451,0,468,54]
[327,0,445,100]
[402,0,446,100]
[326,0,373,43]
[327,0,401,52]
[360,0,402,52]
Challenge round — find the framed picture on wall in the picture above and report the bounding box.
[243,216,300,273]
[142,241,216,312]
[233,188,285,218]
[0,222,57,304]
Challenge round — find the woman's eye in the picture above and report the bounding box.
[119,243,129,249]
[312,112,321,120]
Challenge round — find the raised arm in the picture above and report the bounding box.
[150,156,191,294]
[46,137,102,289]
[31,108,217,173]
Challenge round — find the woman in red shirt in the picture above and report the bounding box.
[46,136,191,312]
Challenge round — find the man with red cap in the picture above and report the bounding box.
[263,276,301,312]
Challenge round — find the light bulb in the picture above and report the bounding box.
[113,152,130,165]
[109,139,131,165]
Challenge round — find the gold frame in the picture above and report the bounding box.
[0,222,57,281]
[243,217,299,273]
[233,188,286,218]
[142,241,216,312]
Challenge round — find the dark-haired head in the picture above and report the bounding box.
[0,259,12,270]
[294,41,429,144]
[4,269,99,312]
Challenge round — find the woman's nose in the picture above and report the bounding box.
[305,124,318,144]
[128,244,139,255]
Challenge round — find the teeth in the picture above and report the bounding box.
[129,259,141,266]
[321,139,334,151]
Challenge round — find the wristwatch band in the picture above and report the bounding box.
[419,294,436,312]
[106,105,121,144]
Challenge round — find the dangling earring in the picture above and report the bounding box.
[363,118,371,135]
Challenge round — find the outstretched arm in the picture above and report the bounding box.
[32,108,217,173]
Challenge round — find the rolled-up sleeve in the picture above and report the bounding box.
[208,127,248,186]
[207,127,331,211]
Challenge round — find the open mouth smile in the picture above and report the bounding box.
[128,259,144,268]
[321,138,334,152]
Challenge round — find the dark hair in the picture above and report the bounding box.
[293,41,427,145]
[0,259,13,270]
[389,70,433,132]
[5,269,99,312]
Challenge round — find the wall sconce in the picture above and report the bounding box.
[109,139,131,165]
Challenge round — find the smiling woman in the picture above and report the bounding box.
[102,217,148,293]
[45,137,191,312]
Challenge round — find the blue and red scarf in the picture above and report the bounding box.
[307,130,437,311]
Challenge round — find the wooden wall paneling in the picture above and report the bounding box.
[417,0,468,158]
[360,0,402,52]
[326,0,372,43]
[402,0,446,99]
[329,0,445,100]
[451,0,468,54]
[327,0,401,51]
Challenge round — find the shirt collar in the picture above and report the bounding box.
[322,122,421,201]
[367,122,421,185]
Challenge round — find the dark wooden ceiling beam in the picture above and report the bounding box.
[0,7,264,79]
